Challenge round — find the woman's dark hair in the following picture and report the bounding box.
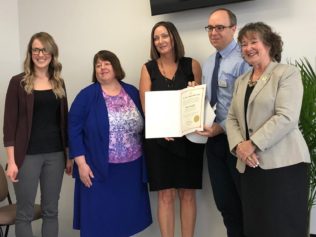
[238,22,283,62]
[92,50,125,82]
[150,21,185,62]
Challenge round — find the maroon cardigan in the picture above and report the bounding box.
[3,73,68,168]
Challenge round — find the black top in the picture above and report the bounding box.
[244,85,255,140]
[27,89,63,154]
[145,57,194,91]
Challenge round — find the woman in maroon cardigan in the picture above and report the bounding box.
[3,32,72,237]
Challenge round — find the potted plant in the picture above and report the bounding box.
[295,58,316,236]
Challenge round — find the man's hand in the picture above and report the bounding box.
[196,122,224,138]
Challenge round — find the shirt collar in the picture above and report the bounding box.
[218,40,238,59]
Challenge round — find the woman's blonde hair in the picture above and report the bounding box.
[22,32,65,98]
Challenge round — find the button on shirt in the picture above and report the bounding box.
[202,40,251,132]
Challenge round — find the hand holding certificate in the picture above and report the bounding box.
[145,84,206,138]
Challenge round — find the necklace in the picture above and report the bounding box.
[159,60,167,77]
[248,72,261,87]
[248,79,258,87]
[159,59,177,88]
[159,60,177,79]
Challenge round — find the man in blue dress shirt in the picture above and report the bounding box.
[197,8,250,237]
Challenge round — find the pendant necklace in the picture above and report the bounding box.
[159,60,176,88]
[248,73,261,87]
[248,79,258,87]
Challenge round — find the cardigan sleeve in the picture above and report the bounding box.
[61,80,69,147]
[68,89,90,159]
[3,75,22,147]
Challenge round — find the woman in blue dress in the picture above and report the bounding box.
[68,50,152,237]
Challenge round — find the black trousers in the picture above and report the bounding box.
[206,134,244,237]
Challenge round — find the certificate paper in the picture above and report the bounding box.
[145,84,206,138]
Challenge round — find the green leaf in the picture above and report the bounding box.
[294,58,316,214]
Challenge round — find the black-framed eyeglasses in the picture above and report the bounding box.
[31,48,50,55]
[204,25,234,32]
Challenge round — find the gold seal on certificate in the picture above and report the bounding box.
[193,115,200,123]
[186,101,216,144]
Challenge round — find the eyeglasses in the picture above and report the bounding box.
[204,25,234,32]
[31,48,50,55]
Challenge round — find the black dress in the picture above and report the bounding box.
[144,57,205,191]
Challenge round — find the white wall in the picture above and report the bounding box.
[0,0,20,158]
[0,0,21,232]
[1,0,316,236]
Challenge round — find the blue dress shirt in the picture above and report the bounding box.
[202,40,251,132]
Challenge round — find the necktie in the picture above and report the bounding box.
[210,52,221,107]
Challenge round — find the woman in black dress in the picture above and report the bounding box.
[139,21,204,237]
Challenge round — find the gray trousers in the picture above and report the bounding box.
[14,152,65,237]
